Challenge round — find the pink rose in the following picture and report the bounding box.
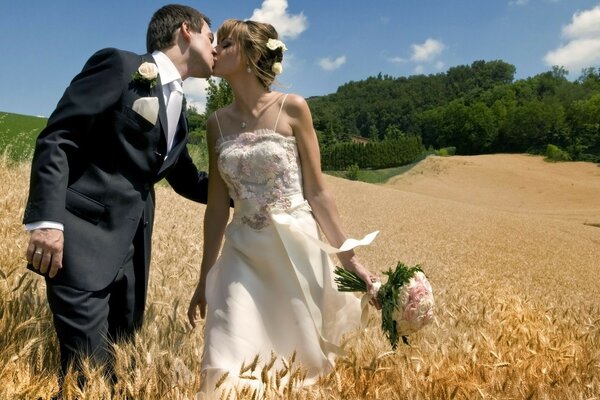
[393,272,434,335]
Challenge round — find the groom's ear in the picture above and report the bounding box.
[180,21,193,43]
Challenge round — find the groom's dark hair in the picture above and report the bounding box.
[146,4,211,53]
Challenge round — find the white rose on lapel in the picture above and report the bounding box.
[133,62,159,88]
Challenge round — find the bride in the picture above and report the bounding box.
[187,19,380,397]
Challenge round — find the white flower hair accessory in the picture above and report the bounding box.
[266,38,288,52]
[272,62,283,75]
[133,62,159,88]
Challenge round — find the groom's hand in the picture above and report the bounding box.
[26,228,64,278]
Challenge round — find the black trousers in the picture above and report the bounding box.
[46,224,147,377]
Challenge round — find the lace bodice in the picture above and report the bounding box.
[217,129,305,229]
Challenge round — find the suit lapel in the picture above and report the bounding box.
[140,54,188,175]
[154,75,169,156]
[141,54,168,156]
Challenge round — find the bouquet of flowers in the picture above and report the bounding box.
[335,261,434,349]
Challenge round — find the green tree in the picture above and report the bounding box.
[567,93,600,160]
[306,58,598,162]
[435,100,497,154]
[504,100,568,152]
[384,124,406,141]
[205,78,233,117]
[186,105,205,132]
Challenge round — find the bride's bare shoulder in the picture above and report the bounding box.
[282,93,310,116]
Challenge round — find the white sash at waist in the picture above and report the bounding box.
[269,193,379,254]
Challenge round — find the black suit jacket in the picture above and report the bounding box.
[23,48,208,291]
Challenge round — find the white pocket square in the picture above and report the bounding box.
[132,97,159,125]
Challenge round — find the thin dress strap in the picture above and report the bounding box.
[214,111,224,139]
[273,93,289,132]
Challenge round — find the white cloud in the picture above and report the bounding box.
[388,56,407,64]
[388,39,445,73]
[544,5,600,71]
[410,39,445,62]
[183,78,211,113]
[250,0,308,40]
[510,0,562,7]
[511,0,561,4]
[562,5,600,39]
[318,56,347,71]
[544,38,600,71]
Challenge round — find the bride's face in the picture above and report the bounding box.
[213,37,244,78]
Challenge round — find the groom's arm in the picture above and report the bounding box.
[24,48,125,224]
[166,147,236,208]
[24,49,125,276]
[165,146,209,204]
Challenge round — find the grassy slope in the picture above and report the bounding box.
[0,112,46,162]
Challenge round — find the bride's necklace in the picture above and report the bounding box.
[237,92,274,130]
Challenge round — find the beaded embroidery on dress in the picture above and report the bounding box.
[199,94,377,398]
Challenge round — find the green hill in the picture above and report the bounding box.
[0,112,46,161]
[306,61,600,162]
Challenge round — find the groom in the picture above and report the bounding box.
[23,4,216,379]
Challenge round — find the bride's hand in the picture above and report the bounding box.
[187,281,207,328]
[346,262,382,310]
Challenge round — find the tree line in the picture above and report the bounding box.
[308,61,600,163]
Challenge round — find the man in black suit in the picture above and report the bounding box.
[23,4,215,379]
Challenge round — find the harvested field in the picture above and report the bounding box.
[1,154,598,399]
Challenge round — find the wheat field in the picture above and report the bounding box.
[0,154,598,399]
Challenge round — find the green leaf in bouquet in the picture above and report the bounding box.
[378,262,423,349]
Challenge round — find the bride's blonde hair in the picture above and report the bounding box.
[217,19,283,88]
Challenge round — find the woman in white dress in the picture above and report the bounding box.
[187,19,380,397]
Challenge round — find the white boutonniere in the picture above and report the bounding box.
[266,38,288,52]
[132,62,159,88]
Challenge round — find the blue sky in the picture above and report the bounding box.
[2,0,600,117]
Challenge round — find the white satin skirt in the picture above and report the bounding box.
[198,194,378,398]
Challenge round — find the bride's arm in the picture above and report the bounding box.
[187,114,231,327]
[287,95,379,295]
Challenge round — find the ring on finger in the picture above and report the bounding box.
[34,250,43,255]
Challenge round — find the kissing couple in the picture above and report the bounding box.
[24,3,379,398]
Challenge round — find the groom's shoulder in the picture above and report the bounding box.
[88,48,141,62]
[82,48,144,71]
